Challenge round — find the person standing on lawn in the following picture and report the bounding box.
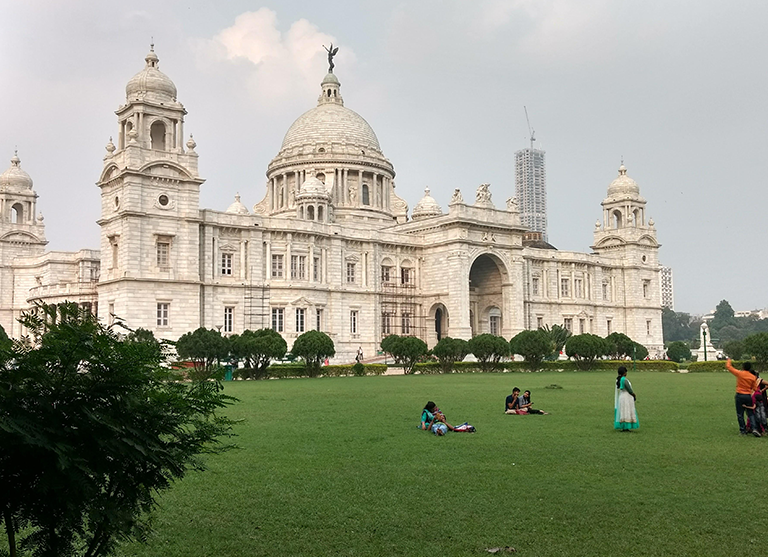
[726,359,761,437]
[614,366,639,431]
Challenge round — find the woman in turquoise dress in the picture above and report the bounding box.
[614,366,639,431]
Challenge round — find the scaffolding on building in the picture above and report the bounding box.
[379,276,426,341]
[244,269,270,330]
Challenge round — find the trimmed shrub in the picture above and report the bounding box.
[467,334,510,372]
[352,362,365,376]
[565,334,609,370]
[687,361,737,373]
[666,341,692,363]
[510,330,551,371]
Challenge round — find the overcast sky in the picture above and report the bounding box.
[1,0,766,315]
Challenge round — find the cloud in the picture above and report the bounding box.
[204,8,355,104]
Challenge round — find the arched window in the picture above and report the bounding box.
[150,121,166,150]
[362,184,370,206]
[633,209,641,227]
[488,307,502,336]
[299,206,304,219]
[612,209,623,229]
[317,206,324,222]
[307,206,315,220]
[11,203,23,224]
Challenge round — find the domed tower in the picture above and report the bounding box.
[0,151,46,247]
[256,68,408,224]
[96,46,204,337]
[412,188,443,220]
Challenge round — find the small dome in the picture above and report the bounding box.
[125,46,178,103]
[607,163,640,196]
[226,193,249,215]
[412,188,443,220]
[322,72,340,85]
[0,152,33,191]
[297,176,330,199]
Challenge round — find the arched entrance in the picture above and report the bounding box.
[428,303,449,348]
[468,254,506,337]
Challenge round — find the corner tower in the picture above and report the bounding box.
[96,46,204,338]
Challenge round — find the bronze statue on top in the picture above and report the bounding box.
[324,43,339,73]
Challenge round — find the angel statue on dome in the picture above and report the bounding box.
[324,44,339,73]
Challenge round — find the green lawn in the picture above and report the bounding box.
[115,372,766,557]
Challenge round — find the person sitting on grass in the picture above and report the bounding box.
[519,390,549,415]
[505,388,522,414]
[420,401,455,435]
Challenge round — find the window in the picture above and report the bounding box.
[607,319,612,335]
[156,241,169,268]
[646,319,652,336]
[350,310,358,334]
[271,254,284,278]
[111,239,119,269]
[271,308,284,332]
[313,257,321,282]
[381,266,392,283]
[401,313,411,335]
[295,308,305,333]
[221,253,233,275]
[224,306,234,333]
[401,267,412,285]
[575,278,583,298]
[579,319,586,334]
[560,278,570,298]
[602,281,611,302]
[362,184,370,205]
[346,262,356,284]
[643,280,650,299]
[156,303,169,327]
[291,255,306,280]
[382,312,392,335]
[564,318,573,332]
[532,277,539,295]
[537,317,543,329]
[150,121,166,150]
[490,315,500,336]
[316,308,323,331]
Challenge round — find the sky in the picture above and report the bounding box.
[1,0,766,316]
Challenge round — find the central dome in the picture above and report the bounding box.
[280,104,381,153]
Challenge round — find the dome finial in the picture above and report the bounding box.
[618,156,627,176]
[150,37,154,52]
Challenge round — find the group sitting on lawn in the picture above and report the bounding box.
[420,401,476,434]
[505,388,549,415]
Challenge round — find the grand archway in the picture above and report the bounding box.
[468,254,506,337]
[427,303,449,348]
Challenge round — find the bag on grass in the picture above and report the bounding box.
[453,422,476,433]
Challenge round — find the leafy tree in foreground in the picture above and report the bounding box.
[510,329,551,371]
[633,342,649,361]
[231,328,287,379]
[291,330,335,377]
[431,337,469,373]
[125,327,163,360]
[0,303,236,557]
[175,327,230,380]
[467,334,509,372]
[0,323,10,352]
[565,334,609,370]
[666,341,692,363]
[380,334,428,374]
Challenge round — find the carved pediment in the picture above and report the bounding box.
[1,231,42,244]
[139,161,193,180]
[594,236,626,248]
[290,296,314,307]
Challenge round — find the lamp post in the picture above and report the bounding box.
[703,327,708,362]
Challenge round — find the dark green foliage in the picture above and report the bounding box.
[510,329,552,371]
[666,341,692,363]
[662,307,701,343]
[467,334,509,372]
[380,335,428,374]
[633,342,649,361]
[175,327,230,380]
[687,361,742,372]
[431,337,469,373]
[605,332,635,359]
[291,330,335,377]
[0,323,11,352]
[744,332,768,371]
[263,363,387,378]
[230,329,287,379]
[723,340,744,360]
[565,334,609,369]
[540,324,572,359]
[0,303,235,557]
[352,362,365,376]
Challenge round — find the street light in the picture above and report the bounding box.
[703,327,708,362]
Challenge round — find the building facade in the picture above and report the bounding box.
[514,147,547,241]
[660,265,674,309]
[0,48,665,360]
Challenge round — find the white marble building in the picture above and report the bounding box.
[0,48,664,360]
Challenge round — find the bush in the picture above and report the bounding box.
[380,335,428,374]
[292,331,336,377]
[565,334,609,370]
[352,362,365,376]
[666,341,692,363]
[510,330,551,371]
[432,337,470,373]
[687,361,736,372]
[744,333,768,371]
[467,334,510,372]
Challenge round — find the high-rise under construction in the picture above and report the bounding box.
[514,147,547,241]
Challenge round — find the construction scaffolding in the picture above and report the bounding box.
[379,274,426,341]
[244,270,270,330]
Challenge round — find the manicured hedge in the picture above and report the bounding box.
[687,361,737,373]
[263,363,387,379]
[412,359,679,374]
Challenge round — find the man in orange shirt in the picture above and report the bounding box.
[726,359,761,437]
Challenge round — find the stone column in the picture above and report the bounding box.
[308,243,315,283]
[265,241,271,284]
[343,169,348,204]
[240,240,247,280]
[447,251,471,340]
[179,119,184,151]
[286,234,292,281]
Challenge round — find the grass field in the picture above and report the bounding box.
[114,371,767,557]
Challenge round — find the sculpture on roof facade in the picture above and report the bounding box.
[450,188,464,204]
[324,43,339,73]
[475,183,493,207]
